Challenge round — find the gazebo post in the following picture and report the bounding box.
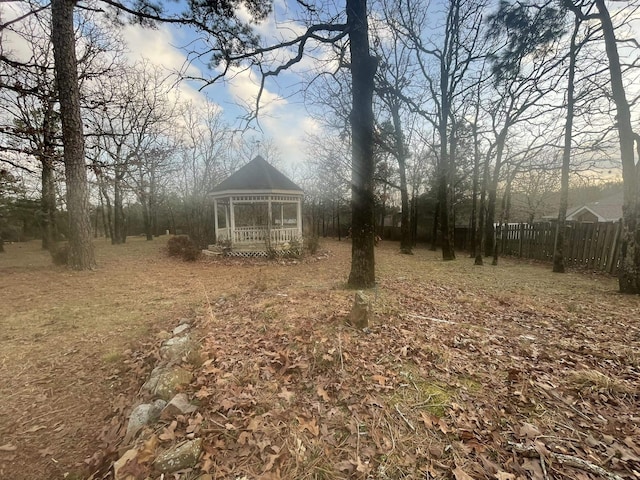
[296,197,302,239]
[213,198,219,242]
[229,196,236,245]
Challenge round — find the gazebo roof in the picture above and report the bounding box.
[211,156,303,194]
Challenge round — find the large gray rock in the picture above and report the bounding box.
[153,366,193,401]
[161,393,198,420]
[160,335,194,362]
[142,366,163,393]
[125,399,167,442]
[348,290,371,329]
[173,323,190,336]
[153,438,202,473]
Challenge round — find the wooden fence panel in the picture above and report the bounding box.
[496,221,622,274]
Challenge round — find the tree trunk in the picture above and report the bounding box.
[347,0,377,288]
[553,16,579,274]
[595,0,640,293]
[41,157,57,250]
[484,129,508,257]
[390,101,412,254]
[470,124,480,258]
[438,170,455,260]
[41,97,58,251]
[113,175,125,244]
[431,201,439,251]
[475,149,492,265]
[51,0,95,269]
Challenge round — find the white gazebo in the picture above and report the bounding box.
[210,156,304,254]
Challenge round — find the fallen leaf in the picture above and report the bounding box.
[316,385,330,402]
[519,422,541,439]
[296,416,319,436]
[372,374,387,386]
[278,387,295,402]
[22,425,46,434]
[495,471,516,480]
[137,435,158,463]
[0,444,17,452]
[39,447,54,457]
[453,466,475,480]
[158,420,177,441]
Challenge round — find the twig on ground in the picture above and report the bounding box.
[394,404,415,431]
[405,314,455,324]
[508,442,624,480]
[200,282,215,323]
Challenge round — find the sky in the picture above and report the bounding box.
[117,0,330,173]
[0,0,331,176]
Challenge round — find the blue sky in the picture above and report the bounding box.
[118,0,333,171]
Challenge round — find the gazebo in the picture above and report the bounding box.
[210,156,304,255]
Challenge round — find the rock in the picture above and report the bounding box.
[161,393,198,420]
[173,324,189,336]
[153,438,202,473]
[142,366,163,393]
[124,399,166,442]
[153,366,193,400]
[160,335,194,362]
[348,290,371,329]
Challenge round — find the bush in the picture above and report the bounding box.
[305,235,320,255]
[51,243,69,266]
[167,235,201,262]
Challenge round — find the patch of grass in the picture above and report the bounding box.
[391,367,453,418]
[102,351,123,364]
[567,369,632,395]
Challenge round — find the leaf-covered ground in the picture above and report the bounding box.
[1,238,639,479]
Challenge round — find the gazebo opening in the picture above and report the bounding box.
[210,156,304,255]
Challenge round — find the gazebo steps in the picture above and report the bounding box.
[205,242,301,258]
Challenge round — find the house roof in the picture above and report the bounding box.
[565,191,623,221]
[542,191,624,222]
[210,156,303,194]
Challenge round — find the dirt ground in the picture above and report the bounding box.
[0,237,638,480]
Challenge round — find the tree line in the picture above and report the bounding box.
[1,0,639,294]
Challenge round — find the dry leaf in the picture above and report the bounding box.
[0,443,17,452]
[278,387,295,402]
[296,416,319,436]
[38,447,54,457]
[158,420,177,441]
[137,435,158,463]
[316,385,330,402]
[453,466,474,480]
[22,425,46,434]
[519,422,541,439]
[495,471,516,480]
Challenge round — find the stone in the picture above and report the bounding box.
[161,393,198,420]
[348,290,371,329]
[153,366,193,400]
[173,324,190,336]
[153,438,203,473]
[160,335,194,362]
[142,366,163,393]
[125,399,167,442]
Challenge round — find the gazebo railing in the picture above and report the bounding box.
[231,226,299,244]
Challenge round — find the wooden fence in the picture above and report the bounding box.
[498,221,622,274]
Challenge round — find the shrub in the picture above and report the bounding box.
[167,235,201,262]
[51,243,69,266]
[305,235,320,255]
